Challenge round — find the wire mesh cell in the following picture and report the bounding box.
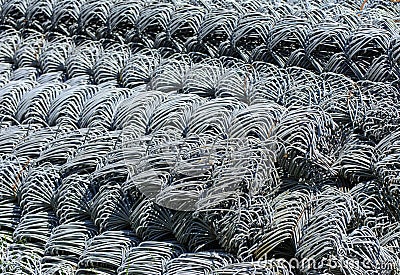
[1,242,43,274]
[79,87,136,130]
[0,201,22,232]
[60,130,121,176]
[0,155,30,202]
[47,85,99,128]
[17,162,60,210]
[15,82,67,125]
[35,128,91,165]
[38,36,72,74]
[89,183,132,232]
[118,241,185,275]
[0,80,37,125]
[9,67,38,82]
[13,209,58,246]
[24,0,53,32]
[44,221,98,257]
[52,174,93,224]
[78,230,140,271]
[77,0,112,38]
[0,28,20,64]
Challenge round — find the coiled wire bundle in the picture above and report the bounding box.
[0,0,399,274]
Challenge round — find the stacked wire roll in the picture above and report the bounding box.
[0,0,399,274]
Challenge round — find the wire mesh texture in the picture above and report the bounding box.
[0,0,399,274]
